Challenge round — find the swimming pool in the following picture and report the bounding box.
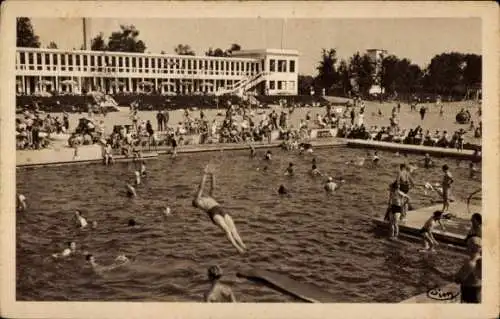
[16,147,481,302]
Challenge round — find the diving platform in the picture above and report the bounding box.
[372,202,480,247]
[237,268,337,303]
[347,140,481,161]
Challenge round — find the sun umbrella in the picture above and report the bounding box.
[138,81,153,86]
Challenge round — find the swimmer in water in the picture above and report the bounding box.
[17,193,27,212]
[75,210,88,228]
[52,241,77,258]
[249,143,256,158]
[324,177,345,194]
[86,254,130,272]
[264,150,272,161]
[91,221,98,229]
[310,164,322,177]
[163,206,172,216]
[285,163,294,176]
[204,265,236,302]
[419,210,446,252]
[126,183,137,197]
[346,157,365,166]
[278,184,290,196]
[192,165,247,254]
[469,162,478,179]
[134,171,141,185]
[140,161,147,177]
[372,151,380,165]
[128,218,138,227]
[423,153,434,169]
[299,143,313,155]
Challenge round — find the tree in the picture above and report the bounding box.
[174,44,195,56]
[205,47,227,57]
[425,52,465,96]
[336,59,352,96]
[90,33,107,51]
[17,17,40,48]
[462,54,482,88]
[381,55,400,95]
[348,52,374,96]
[298,75,315,95]
[227,43,241,54]
[47,41,58,49]
[315,49,339,94]
[106,25,146,53]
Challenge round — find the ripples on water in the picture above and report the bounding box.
[16,147,481,302]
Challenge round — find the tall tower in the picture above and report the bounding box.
[366,49,387,95]
[82,18,90,50]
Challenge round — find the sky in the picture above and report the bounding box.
[29,17,481,76]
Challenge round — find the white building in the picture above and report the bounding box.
[15,47,299,97]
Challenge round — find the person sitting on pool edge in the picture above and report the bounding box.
[192,165,247,254]
[204,265,236,303]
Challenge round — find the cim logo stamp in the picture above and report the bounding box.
[426,287,460,301]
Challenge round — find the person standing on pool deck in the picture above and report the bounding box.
[441,164,454,212]
[204,265,236,302]
[192,165,247,254]
[396,164,414,220]
[387,182,409,239]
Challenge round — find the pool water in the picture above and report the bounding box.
[16,147,481,302]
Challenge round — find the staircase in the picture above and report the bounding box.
[216,72,267,97]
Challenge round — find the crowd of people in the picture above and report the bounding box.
[16,109,70,150]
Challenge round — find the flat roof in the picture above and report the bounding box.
[232,49,300,56]
[16,47,259,62]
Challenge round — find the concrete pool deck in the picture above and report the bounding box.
[372,202,480,247]
[16,138,348,168]
[17,136,483,168]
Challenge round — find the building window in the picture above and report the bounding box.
[278,60,287,72]
[269,59,276,72]
[288,81,295,90]
[270,81,276,90]
[289,60,295,73]
[277,81,283,90]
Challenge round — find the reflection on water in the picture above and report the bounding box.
[16,148,480,302]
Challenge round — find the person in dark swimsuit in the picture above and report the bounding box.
[395,164,415,220]
[192,165,247,254]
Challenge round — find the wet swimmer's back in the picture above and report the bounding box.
[324,177,345,193]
